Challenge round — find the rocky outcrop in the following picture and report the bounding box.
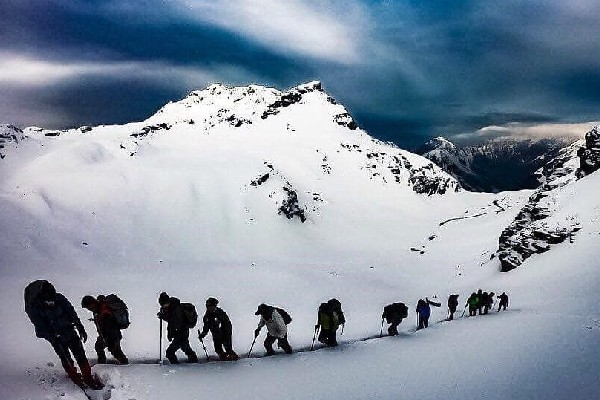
[409,164,456,195]
[261,81,323,120]
[496,138,585,272]
[497,190,580,272]
[278,187,307,222]
[576,126,600,178]
[0,124,25,159]
[333,113,357,130]
[131,123,171,138]
[340,142,460,195]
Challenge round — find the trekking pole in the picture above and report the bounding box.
[199,337,210,362]
[379,317,384,337]
[158,318,163,364]
[310,326,319,351]
[341,323,345,336]
[247,336,257,358]
[461,305,467,318]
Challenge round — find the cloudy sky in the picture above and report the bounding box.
[2,0,600,147]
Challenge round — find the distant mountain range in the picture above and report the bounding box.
[416,136,574,192]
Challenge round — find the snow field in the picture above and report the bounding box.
[1,83,598,399]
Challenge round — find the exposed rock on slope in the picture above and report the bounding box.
[495,129,599,271]
[0,125,25,159]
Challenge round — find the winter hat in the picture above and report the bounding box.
[158,292,170,306]
[206,297,219,307]
[81,295,97,309]
[40,281,57,301]
[255,303,268,315]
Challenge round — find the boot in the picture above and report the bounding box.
[265,346,276,356]
[186,353,199,363]
[96,352,107,364]
[79,361,103,390]
[226,351,239,361]
[64,365,85,389]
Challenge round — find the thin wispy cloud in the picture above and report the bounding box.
[172,0,369,64]
[453,121,598,144]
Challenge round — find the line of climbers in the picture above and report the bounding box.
[24,280,509,390]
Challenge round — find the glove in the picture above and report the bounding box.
[198,331,206,341]
[314,324,319,330]
[254,328,260,338]
[76,325,87,343]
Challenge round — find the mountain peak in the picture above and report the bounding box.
[146,81,333,128]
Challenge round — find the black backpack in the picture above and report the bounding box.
[275,307,292,325]
[448,295,459,308]
[384,303,408,321]
[103,294,130,329]
[24,280,51,317]
[181,303,198,328]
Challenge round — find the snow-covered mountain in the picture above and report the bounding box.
[1,83,599,400]
[417,136,570,192]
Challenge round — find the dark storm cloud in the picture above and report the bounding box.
[1,0,600,147]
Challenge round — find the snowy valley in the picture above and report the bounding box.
[1,83,599,400]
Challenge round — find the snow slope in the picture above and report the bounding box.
[0,82,598,399]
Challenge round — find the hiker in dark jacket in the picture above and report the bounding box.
[416,298,441,329]
[157,292,198,364]
[467,292,479,316]
[316,298,346,347]
[254,303,293,355]
[476,289,484,315]
[24,280,102,389]
[81,295,128,364]
[382,302,408,336]
[481,292,491,315]
[497,292,509,311]
[198,297,238,360]
[447,294,459,320]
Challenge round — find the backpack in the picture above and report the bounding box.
[275,307,292,325]
[181,303,198,328]
[383,303,407,321]
[448,295,459,307]
[103,294,130,329]
[24,280,51,317]
[399,303,408,318]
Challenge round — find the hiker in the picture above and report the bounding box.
[481,292,491,315]
[315,298,346,346]
[24,280,102,389]
[447,294,459,320]
[198,297,239,361]
[416,297,441,329]
[382,302,408,336]
[466,292,479,316]
[497,292,509,311]
[488,292,496,311]
[157,292,198,364]
[81,294,129,365]
[476,289,484,315]
[254,303,293,355]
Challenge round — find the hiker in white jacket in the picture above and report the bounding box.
[254,304,293,355]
